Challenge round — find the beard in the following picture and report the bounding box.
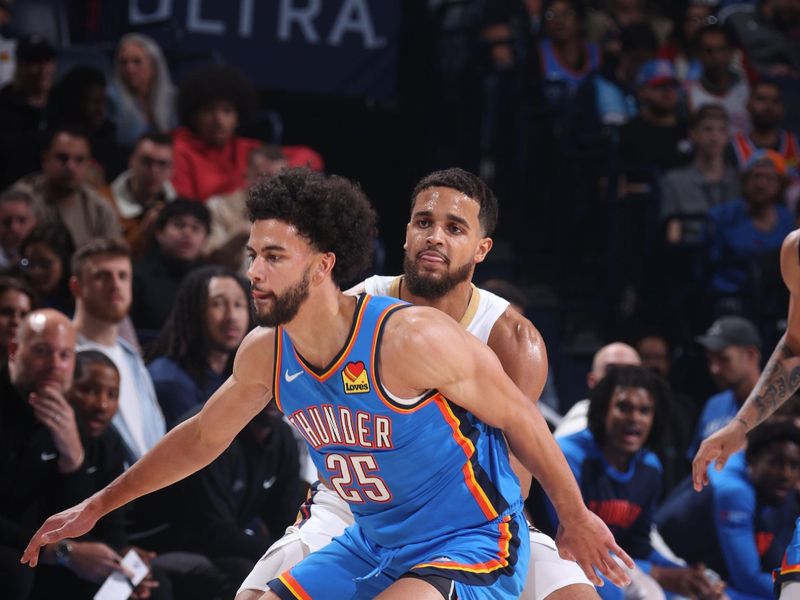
[403,253,473,299]
[86,298,129,324]
[252,269,311,327]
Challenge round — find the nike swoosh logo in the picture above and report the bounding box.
[86,466,98,474]
[263,476,277,490]
[284,369,303,382]
[40,452,58,461]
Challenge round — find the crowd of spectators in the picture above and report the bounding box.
[0,1,799,598]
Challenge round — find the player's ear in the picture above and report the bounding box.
[403,222,411,251]
[314,252,336,282]
[474,236,493,263]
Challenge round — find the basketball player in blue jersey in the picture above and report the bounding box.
[22,168,633,599]
[238,168,600,600]
[693,229,800,599]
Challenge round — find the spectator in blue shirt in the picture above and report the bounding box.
[707,149,795,302]
[657,418,800,599]
[689,316,762,458]
[552,365,725,599]
[146,265,251,428]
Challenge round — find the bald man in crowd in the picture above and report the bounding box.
[0,310,132,599]
[1,310,84,598]
[554,342,642,437]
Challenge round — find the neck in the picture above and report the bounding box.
[44,182,78,203]
[207,349,229,375]
[127,177,156,207]
[642,106,677,127]
[283,283,357,369]
[602,444,632,472]
[695,152,725,179]
[704,69,734,91]
[73,304,119,346]
[748,202,777,229]
[750,126,779,148]
[398,277,473,323]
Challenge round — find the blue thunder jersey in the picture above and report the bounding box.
[272,293,523,549]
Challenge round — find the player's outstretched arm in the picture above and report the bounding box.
[380,308,634,588]
[693,231,800,491]
[20,327,275,567]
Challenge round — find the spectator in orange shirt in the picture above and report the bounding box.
[170,66,261,202]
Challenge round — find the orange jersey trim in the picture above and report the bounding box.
[781,554,800,575]
[273,329,284,413]
[278,572,312,600]
[413,516,513,573]
[293,295,371,382]
[435,396,499,521]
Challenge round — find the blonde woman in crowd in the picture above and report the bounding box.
[107,33,177,147]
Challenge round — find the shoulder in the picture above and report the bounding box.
[487,308,545,357]
[558,429,596,459]
[241,137,262,154]
[709,198,744,221]
[379,305,471,365]
[147,356,190,383]
[710,453,755,508]
[702,390,737,413]
[641,449,664,473]
[780,230,800,289]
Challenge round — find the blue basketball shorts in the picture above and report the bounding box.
[268,510,530,599]
[775,518,800,596]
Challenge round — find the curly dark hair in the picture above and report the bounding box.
[587,364,668,451]
[246,168,377,285]
[410,168,499,236]
[146,266,253,385]
[177,65,258,128]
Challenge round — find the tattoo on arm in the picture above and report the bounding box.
[751,341,800,423]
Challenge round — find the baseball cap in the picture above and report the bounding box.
[744,149,787,177]
[695,316,761,351]
[636,59,678,89]
[16,35,56,63]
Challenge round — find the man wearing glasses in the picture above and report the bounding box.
[110,132,176,258]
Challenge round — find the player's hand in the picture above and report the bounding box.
[692,420,747,491]
[555,509,634,587]
[20,498,100,567]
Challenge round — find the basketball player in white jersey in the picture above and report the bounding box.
[693,229,800,599]
[237,169,598,600]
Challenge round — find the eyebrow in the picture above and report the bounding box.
[412,210,471,228]
[246,244,286,254]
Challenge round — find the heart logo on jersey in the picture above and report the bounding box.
[343,361,366,382]
[342,361,370,394]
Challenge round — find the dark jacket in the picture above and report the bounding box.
[0,368,90,550]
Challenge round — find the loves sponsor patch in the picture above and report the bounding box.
[342,360,370,394]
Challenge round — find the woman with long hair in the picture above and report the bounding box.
[107,33,177,147]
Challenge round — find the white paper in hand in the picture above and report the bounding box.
[93,549,150,600]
